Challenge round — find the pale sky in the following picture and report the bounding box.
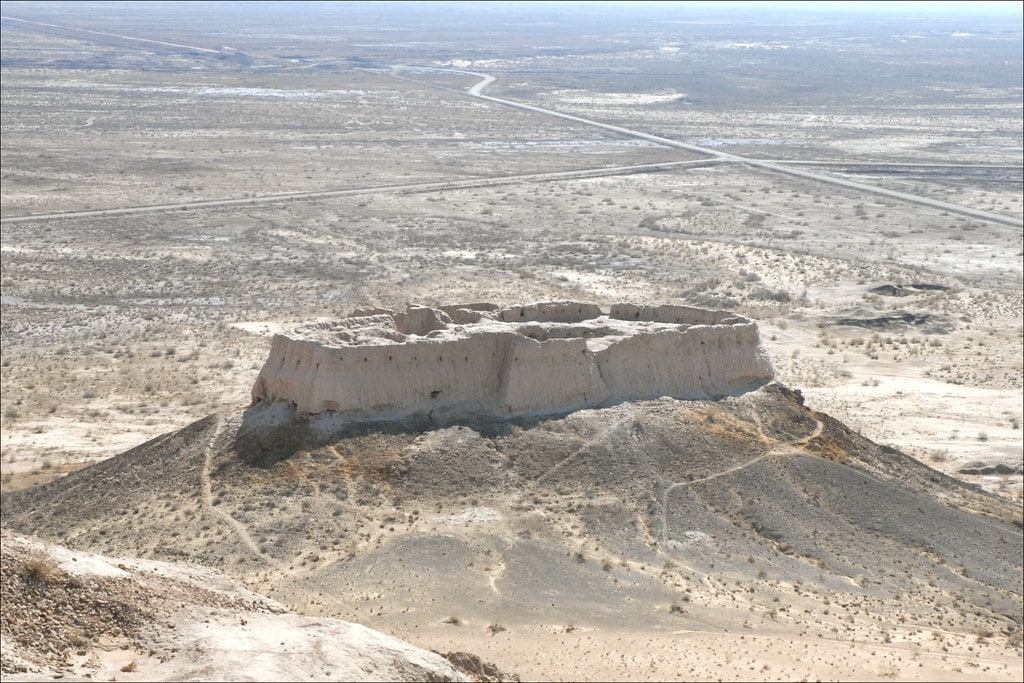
[547,1,1023,17]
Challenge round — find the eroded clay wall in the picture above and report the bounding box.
[593,323,771,401]
[251,303,774,419]
[253,333,510,416]
[498,336,609,415]
[498,301,603,324]
[609,303,733,326]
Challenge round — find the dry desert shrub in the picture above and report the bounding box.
[1007,629,1023,649]
[22,552,64,584]
[67,628,90,649]
[749,287,792,303]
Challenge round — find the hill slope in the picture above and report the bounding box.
[0,530,503,681]
[2,383,1022,680]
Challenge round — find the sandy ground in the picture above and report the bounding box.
[406,628,1021,682]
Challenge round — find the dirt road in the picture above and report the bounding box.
[418,65,1022,228]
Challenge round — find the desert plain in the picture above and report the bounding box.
[1,2,1022,681]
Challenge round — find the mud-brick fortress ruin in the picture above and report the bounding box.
[251,301,774,420]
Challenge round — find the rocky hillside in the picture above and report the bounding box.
[0,531,516,681]
[2,382,1021,680]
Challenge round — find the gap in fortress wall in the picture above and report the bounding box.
[250,301,775,421]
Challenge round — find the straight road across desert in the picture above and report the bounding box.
[398,65,1022,229]
[1,14,1018,231]
[0,159,722,224]
[0,15,221,54]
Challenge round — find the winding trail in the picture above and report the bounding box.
[660,414,825,544]
[531,416,628,485]
[486,559,506,597]
[795,416,825,447]
[200,416,267,561]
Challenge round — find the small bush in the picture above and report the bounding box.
[68,628,90,649]
[749,287,792,303]
[23,553,64,584]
